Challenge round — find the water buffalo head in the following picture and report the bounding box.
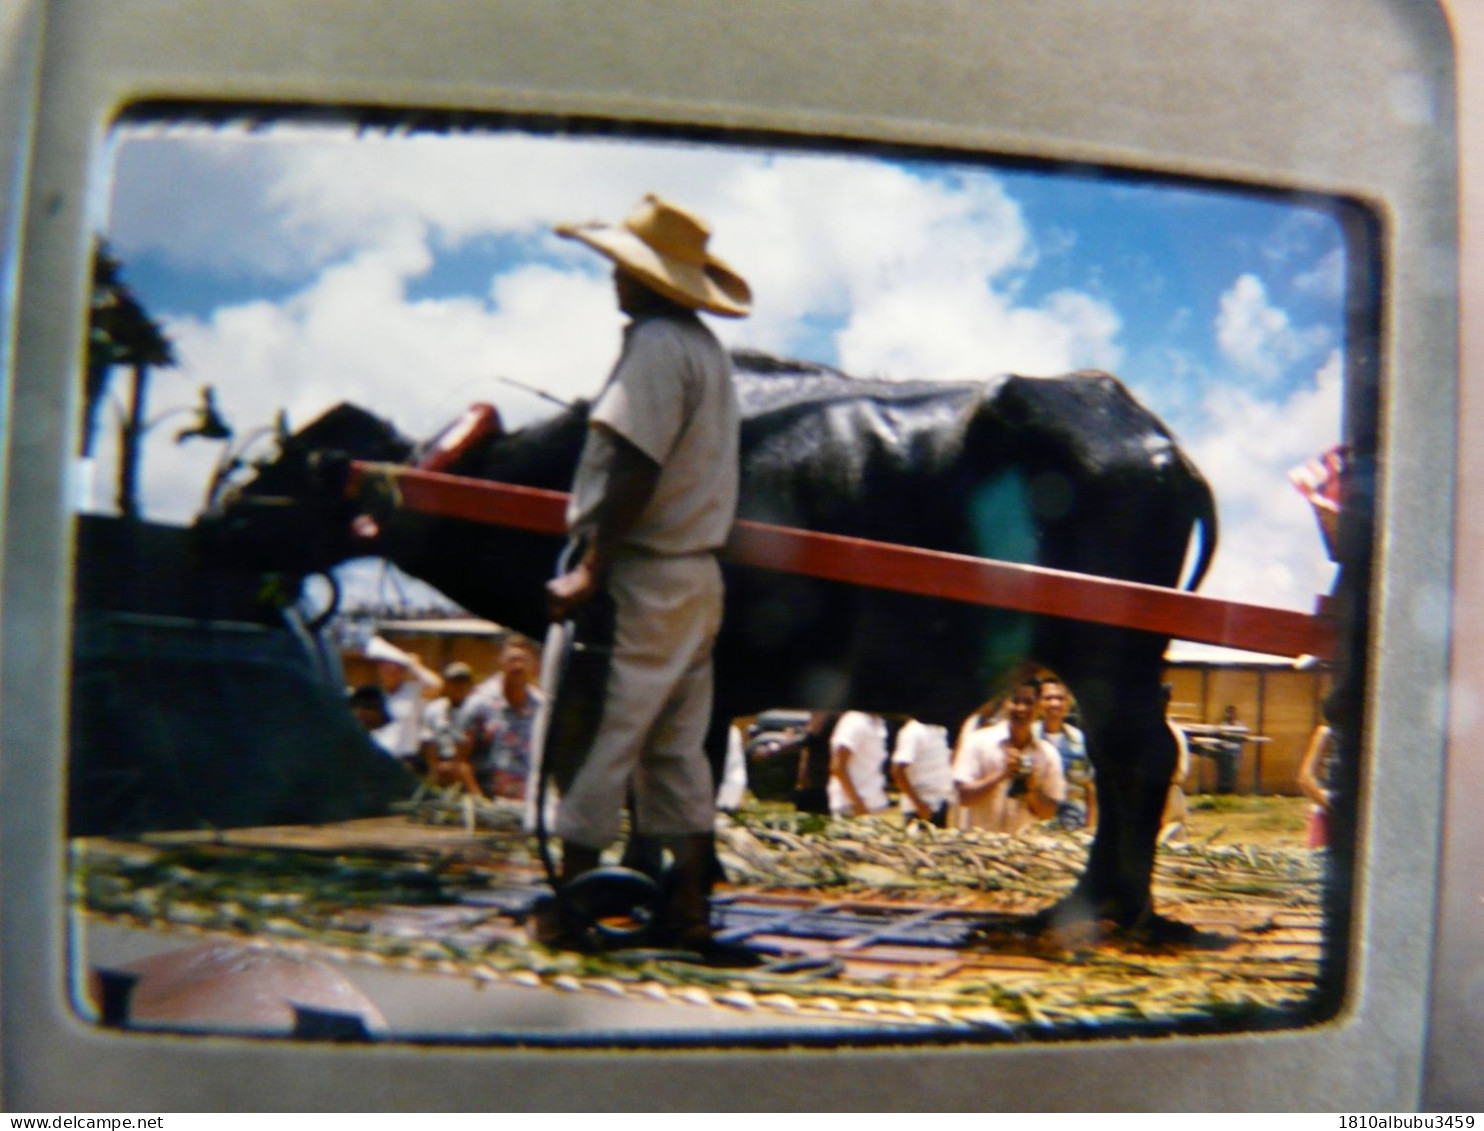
[195,403,417,579]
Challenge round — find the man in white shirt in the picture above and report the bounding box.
[891,718,954,827]
[1035,677,1093,829]
[954,678,1066,834]
[828,710,891,817]
[420,661,495,795]
[365,635,443,773]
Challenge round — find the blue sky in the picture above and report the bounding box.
[92,122,1352,650]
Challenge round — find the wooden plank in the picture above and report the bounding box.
[349,462,1336,660]
[352,462,569,537]
[725,522,1335,660]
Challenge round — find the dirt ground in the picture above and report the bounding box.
[1178,792,1314,851]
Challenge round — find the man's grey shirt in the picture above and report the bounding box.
[568,310,740,555]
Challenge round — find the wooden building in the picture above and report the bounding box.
[1163,658,1332,797]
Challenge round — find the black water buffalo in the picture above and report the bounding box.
[200,349,1217,938]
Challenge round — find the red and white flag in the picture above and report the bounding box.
[1289,444,1347,560]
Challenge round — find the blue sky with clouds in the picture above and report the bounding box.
[92,122,1351,650]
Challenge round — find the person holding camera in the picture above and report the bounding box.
[952,677,1066,834]
[419,661,494,796]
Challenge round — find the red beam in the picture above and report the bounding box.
[349,461,1336,661]
[353,461,571,537]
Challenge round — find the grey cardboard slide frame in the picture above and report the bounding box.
[1427,0,1484,1111]
[0,0,1458,1111]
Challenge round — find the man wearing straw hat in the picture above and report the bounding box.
[542,194,750,954]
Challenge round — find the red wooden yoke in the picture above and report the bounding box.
[347,461,1338,662]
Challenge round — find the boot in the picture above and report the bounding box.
[664,833,715,951]
[561,842,603,884]
[529,841,604,947]
[620,832,668,886]
[664,834,761,967]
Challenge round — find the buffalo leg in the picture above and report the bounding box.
[1041,669,1184,937]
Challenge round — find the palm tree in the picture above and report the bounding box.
[83,243,230,518]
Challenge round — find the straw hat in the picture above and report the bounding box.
[556,194,751,318]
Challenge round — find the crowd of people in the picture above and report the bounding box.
[345,640,1208,843]
[346,633,547,805]
[348,629,758,819]
[347,625,1338,864]
[815,674,1184,839]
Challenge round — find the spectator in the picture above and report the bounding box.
[1036,677,1092,829]
[474,636,547,802]
[953,678,1066,834]
[420,661,494,796]
[365,636,443,773]
[745,710,838,814]
[827,710,891,817]
[737,710,806,801]
[1201,704,1248,794]
[891,718,954,827]
[1161,684,1192,844]
[348,684,390,742]
[791,711,838,815]
[1296,722,1336,848]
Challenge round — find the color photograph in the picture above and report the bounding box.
[70,120,1362,1044]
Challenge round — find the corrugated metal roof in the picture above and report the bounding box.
[374,617,508,637]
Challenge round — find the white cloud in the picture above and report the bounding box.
[1214,273,1330,383]
[703,157,1121,378]
[105,125,748,292]
[1183,349,1343,614]
[709,158,1034,352]
[264,129,764,266]
[105,127,312,278]
[1293,248,1345,301]
[107,129,1110,377]
[100,128,1135,526]
[83,250,625,524]
[836,281,1121,380]
[208,247,611,427]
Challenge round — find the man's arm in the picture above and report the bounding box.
[1296,724,1333,807]
[830,745,869,815]
[1024,746,1067,819]
[891,724,933,818]
[953,738,1011,805]
[547,424,660,620]
[892,762,932,819]
[955,766,1011,805]
[400,651,444,694]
